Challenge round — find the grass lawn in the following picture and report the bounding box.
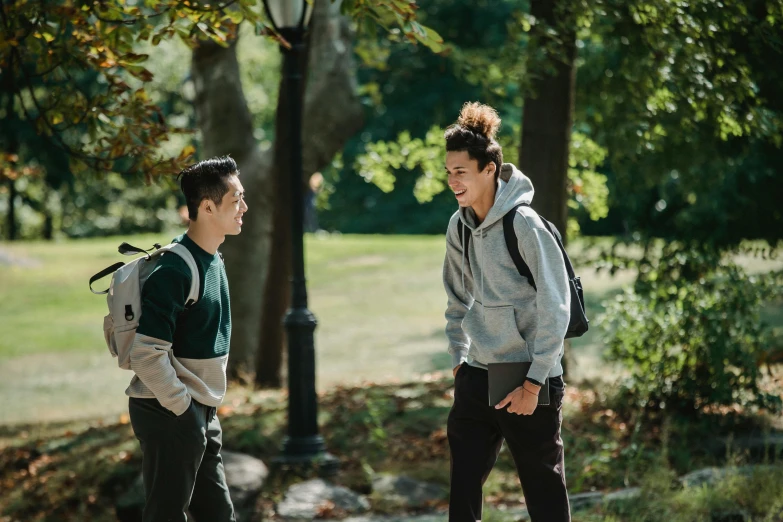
[1,232,781,426]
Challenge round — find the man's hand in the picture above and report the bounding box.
[453,364,463,378]
[495,381,541,415]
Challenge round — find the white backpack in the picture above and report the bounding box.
[90,242,200,370]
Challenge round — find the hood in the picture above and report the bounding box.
[459,163,534,232]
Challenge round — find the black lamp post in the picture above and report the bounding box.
[263,0,338,472]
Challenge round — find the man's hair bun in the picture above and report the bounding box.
[457,102,501,140]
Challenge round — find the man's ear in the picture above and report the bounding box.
[200,198,213,216]
[486,162,496,178]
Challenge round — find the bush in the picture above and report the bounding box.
[599,465,783,522]
[600,245,783,415]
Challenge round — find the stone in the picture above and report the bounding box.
[115,450,268,522]
[277,479,370,520]
[343,516,447,522]
[371,474,447,510]
[115,474,145,522]
[569,491,605,511]
[680,467,726,488]
[222,450,269,521]
[486,506,531,521]
[680,465,778,489]
[603,487,641,506]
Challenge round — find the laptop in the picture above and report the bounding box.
[488,362,550,407]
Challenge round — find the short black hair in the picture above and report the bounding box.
[177,156,239,220]
[444,102,503,179]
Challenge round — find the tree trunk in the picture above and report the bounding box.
[519,0,576,241]
[192,37,273,381]
[255,0,365,387]
[4,67,19,241]
[191,0,364,384]
[7,179,17,240]
[43,211,53,240]
[519,0,577,377]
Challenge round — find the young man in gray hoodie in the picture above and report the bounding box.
[443,103,571,522]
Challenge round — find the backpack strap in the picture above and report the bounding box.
[89,262,126,294]
[503,205,578,288]
[156,243,201,308]
[118,242,162,258]
[502,204,536,290]
[538,219,577,280]
[457,219,471,269]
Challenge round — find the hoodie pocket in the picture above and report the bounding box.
[462,304,530,363]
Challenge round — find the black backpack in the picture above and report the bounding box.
[457,203,589,339]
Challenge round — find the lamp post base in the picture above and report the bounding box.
[272,436,340,476]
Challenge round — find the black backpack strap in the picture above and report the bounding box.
[457,219,470,269]
[503,204,536,290]
[118,242,161,258]
[89,262,125,295]
[539,219,577,280]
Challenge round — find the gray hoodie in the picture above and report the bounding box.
[442,163,571,384]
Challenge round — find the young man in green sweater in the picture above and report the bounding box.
[127,156,247,522]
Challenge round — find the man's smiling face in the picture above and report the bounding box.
[213,175,247,236]
[445,150,495,209]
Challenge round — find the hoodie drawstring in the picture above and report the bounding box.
[479,230,485,319]
[460,224,466,293]
[459,223,486,315]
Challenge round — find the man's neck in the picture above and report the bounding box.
[186,225,224,255]
[472,183,497,224]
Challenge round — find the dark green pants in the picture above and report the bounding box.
[129,397,236,522]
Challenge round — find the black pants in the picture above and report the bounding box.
[129,397,236,522]
[447,364,570,522]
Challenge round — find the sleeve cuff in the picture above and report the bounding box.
[525,360,552,385]
[166,394,192,417]
[450,346,469,369]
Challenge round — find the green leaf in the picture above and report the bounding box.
[118,52,149,65]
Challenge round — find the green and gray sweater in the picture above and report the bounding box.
[125,233,231,415]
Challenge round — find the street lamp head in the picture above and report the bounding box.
[263,0,313,34]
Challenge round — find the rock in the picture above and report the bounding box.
[680,467,726,488]
[569,491,605,511]
[603,487,641,506]
[604,487,640,501]
[222,450,269,521]
[343,516,447,522]
[680,465,778,489]
[486,506,531,521]
[115,450,268,522]
[371,474,447,510]
[277,479,370,520]
[115,474,145,522]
